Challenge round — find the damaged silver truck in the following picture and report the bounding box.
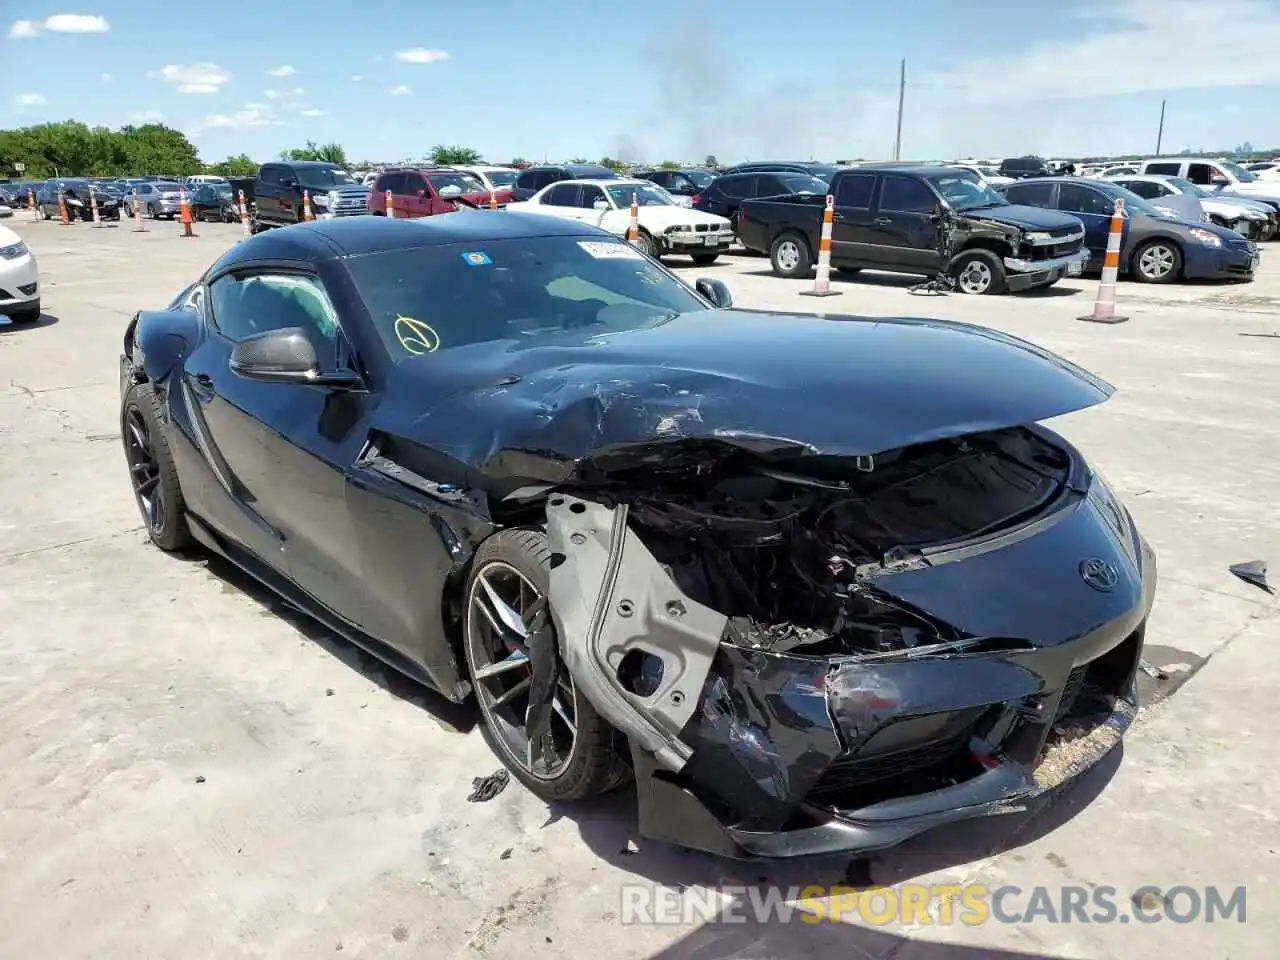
[121,216,1156,860]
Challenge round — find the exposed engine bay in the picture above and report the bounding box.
[581,426,1075,657]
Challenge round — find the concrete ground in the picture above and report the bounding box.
[1,215,1276,960]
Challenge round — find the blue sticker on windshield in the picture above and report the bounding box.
[462,251,492,266]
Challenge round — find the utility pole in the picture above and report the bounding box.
[893,59,906,161]
[1155,99,1166,155]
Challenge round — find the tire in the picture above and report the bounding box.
[120,380,192,552]
[691,253,719,265]
[770,231,813,279]
[148,203,158,219]
[835,265,862,277]
[4,300,40,324]
[463,528,630,803]
[632,229,656,258]
[950,248,1008,295]
[1131,239,1182,284]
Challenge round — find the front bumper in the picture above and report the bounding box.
[1005,248,1089,275]
[662,229,735,253]
[0,252,40,308]
[546,475,1155,860]
[1183,240,1258,280]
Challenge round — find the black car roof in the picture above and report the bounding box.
[211,211,611,269]
[852,164,962,176]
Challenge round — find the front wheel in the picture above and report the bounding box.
[631,229,656,258]
[463,529,630,803]
[121,380,192,552]
[1132,240,1182,283]
[770,231,813,279]
[691,252,719,265]
[950,248,1008,295]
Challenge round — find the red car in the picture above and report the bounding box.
[367,168,512,217]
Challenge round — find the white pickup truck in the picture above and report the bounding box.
[1138,157,1280,219]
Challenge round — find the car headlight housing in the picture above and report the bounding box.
[1189,228,1222,247]
[0,240,28,260]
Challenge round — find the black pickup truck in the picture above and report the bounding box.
[737,164,1091,294]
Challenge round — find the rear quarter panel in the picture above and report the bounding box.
[736,195,824,253]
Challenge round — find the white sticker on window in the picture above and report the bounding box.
[578,240,644,260]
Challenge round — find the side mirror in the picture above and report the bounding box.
[280,177,296,188]
[695,277,733,309]
[1211,175,1230,186]
[229,327,359,388]
[439,185,463,199]
[593,199,609,210]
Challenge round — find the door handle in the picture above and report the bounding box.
[874,217,892,225]
[833,213,847,222]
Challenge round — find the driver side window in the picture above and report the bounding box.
[209,273,342,349]
[578,185,606,208]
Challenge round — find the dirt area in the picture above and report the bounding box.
[1,218,1276,959]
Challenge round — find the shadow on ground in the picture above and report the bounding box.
[0,312,60,333]
[190,551,477,734]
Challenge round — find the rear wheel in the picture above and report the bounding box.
[121,380,192,551]
[463,529,629,802]
[770,231,813,279]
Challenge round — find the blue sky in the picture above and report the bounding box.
[4,0,1280,165]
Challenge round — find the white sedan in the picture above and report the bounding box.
[507,179,734,263]
[0,223,40,324]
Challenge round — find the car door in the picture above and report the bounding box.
[577,184,616,229]
[377,172,407,215]
[400,172,431,217]
[869,174,941,270]
[255,165,285,223]
[536,182,583,220]
[713,175,756,225]
[830,172,877,264]
[1056,183,1122,261]
[192,267,370,625]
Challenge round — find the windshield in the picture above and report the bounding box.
[1091,181,1162,218]
[296,166,358,189]
[687,171,715,188]
[777,175,828,195]
[1164,177,1201,196]
[427,172,488,194]
[154,182,182,193]
[346,235,708,361]
[605,183,673,207]
[1218,160,1255,182]
[929,172,1007,211]
[485,170,518,187]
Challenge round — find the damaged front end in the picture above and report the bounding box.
[545,426,1155,859]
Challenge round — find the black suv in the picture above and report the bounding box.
[997,156,1054,179]
[639,168,716,200]
[695,171,830,227]
[720,161,842,182]
[510,163,618,201]
[253,161,370,228]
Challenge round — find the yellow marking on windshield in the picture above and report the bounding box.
[395,315,441,354]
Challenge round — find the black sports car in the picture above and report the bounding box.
[119,214,1156,860]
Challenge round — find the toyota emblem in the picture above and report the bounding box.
[1079,557,1119,592]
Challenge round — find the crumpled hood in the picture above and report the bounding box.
[969,203,1084,232]
[375,310,1113,484]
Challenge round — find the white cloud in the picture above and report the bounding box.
[300,108,328,117]
[394,47,449,64]
[7,19,37,38]
[911,0,1280,105]
[43,13,110,33]
[264,87,304,100]
[266,64,295,77]
[148,62,231,94]
[389,84,411,95]
[14,93,45,106]
[200,102,275,129]
[134,110,164,122]
[350,74,362,82]
[100,72,112,81]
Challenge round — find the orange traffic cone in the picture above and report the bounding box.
[626,193,639,243]
[238,189,252,237]
[131,190,149,232]
[179,188,195,237]
[89,189,103,228]
[28,188,38,221]
[1079,198,1128,324]
[302,190,314,222]
[489,190,498,211]
[385,190,396,219]
[800,194,841,298]
[57,190,71,225]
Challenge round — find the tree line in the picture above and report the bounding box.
[0,120,726,183]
